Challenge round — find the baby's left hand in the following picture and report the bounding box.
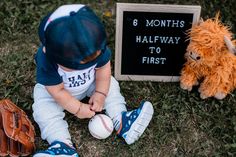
[89,92,106,112]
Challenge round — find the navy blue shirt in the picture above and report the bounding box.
[35,45,111,86]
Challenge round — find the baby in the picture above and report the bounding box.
[32,4,154,157]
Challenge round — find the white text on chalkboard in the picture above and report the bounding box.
[142,57,167,64]
[136,36,181,44]
[146,19,185,28]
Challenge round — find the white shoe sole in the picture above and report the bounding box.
[33,153,78,157]
[124,101,154,145]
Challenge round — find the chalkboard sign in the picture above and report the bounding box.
[115,3,201,81]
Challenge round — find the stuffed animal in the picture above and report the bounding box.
[180,13,236,100]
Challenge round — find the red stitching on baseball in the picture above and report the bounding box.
[98,115,113,133]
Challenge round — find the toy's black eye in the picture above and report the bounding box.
[196,56,201,60]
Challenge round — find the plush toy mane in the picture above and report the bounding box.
[187,13,233,56]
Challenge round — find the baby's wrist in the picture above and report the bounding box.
[74,102,82,117]
[95,90,107,97]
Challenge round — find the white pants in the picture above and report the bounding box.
[32,76,127,144]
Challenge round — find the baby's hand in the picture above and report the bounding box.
[75,103,95,119]
[89,92,106,112]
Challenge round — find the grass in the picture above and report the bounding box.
[0,0,236,156]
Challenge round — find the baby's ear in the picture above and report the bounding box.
[43,46,46,53]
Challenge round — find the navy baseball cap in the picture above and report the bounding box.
[38,4,108,69]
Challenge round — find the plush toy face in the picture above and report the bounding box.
[185,16,233,66]
[185,41,215,64]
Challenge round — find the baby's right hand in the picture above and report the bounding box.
[75,103,95,119]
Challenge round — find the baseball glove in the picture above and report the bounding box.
[0,99,35,157]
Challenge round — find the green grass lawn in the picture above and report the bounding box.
[0,0,236,156]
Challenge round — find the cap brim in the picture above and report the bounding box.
[38,13,52,45]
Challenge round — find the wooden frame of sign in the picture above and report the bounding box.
[115,3,201,82]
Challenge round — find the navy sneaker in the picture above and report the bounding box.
[33,141,79,157]
[117,101,154,145]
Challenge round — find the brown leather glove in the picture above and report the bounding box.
[0,99,35,157]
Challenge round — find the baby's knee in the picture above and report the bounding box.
[32,100,64,123]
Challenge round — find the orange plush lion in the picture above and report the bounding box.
[180,13,236,99]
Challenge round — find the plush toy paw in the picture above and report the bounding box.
[180,83,192,91]
[200,93,208,99]
[214,92,227,100]
[180,80,199,91]
[198,87,211,99]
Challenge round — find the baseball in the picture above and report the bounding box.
[88,114,114,139]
